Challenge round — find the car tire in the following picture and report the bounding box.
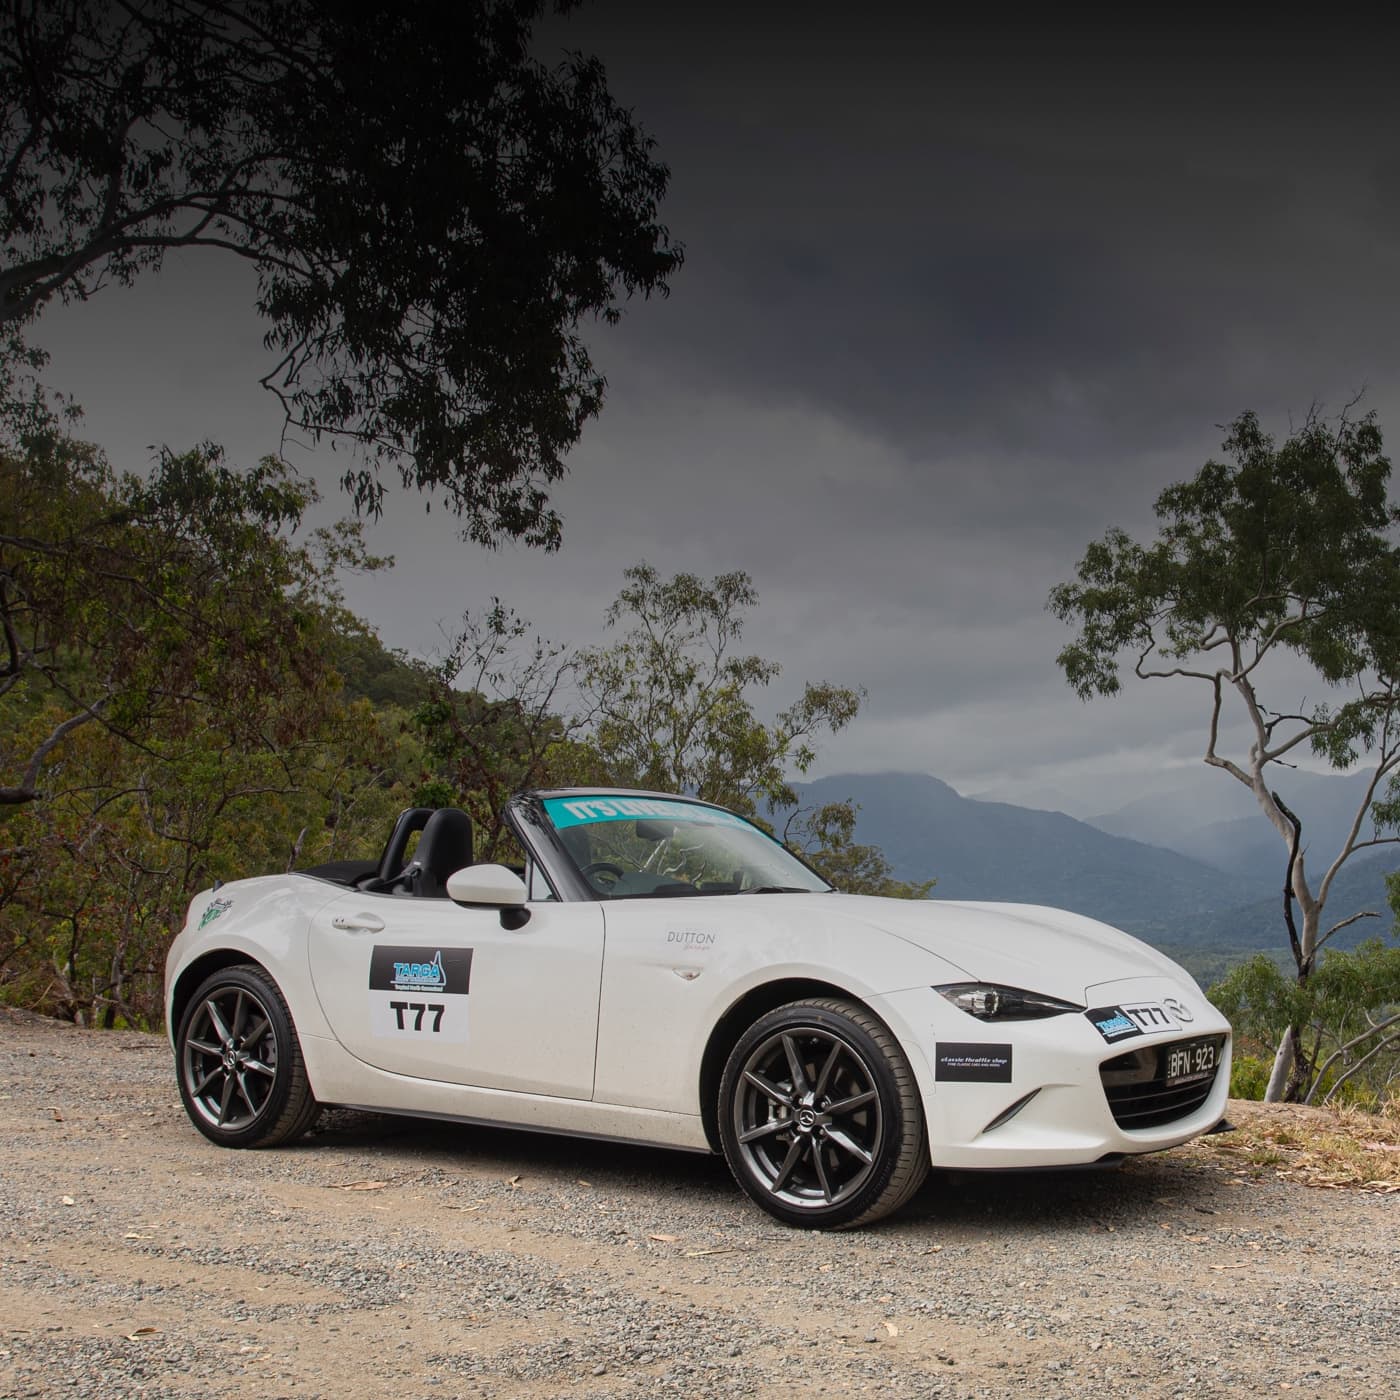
[176,964,319,1149]
[718,997,929,1229]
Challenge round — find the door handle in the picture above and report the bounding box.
[331,913,385,933]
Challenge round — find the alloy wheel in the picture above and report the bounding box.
[731,1023,885,1210]
[181,983,280,1132]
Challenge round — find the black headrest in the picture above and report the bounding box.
[403,808,474,898]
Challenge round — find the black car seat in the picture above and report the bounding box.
[392,807,474,898]
[372,807,435,889]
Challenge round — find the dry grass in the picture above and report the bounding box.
[1178,1097,1400,1192]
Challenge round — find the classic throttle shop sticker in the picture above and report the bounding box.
[935,1043,1013,1083]
[368,945,472,1042]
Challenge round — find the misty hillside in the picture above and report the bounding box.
[787,772,1268,941]
[1086,767,1386,888]
[790,771,1399,960]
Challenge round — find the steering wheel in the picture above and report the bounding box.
[582,860,625,891]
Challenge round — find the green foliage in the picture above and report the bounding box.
[1049,409,1400,709]
[0,429,385,805]
[0,420,418,1022]
[577,564,864,817]
[1210,941,1400,1104]
[784,801,935,899]
[0,0,681,548]
[1229,1054,1272,1101]
[412,602,605,859]
[3,465,909,1020]
[328,618,434,710]
[1051,407,1400,1100]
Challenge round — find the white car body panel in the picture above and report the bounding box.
[297,1030,711,1151]
[305,890,604,1099]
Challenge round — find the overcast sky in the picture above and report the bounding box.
[28,10,1400,816]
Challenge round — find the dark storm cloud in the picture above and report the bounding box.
[28,8,1400,812]
[567,8,1400,479]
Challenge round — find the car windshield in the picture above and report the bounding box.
[541,795,833,899]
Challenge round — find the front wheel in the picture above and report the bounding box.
[718,997,929,1228]
[176,964,318,1148]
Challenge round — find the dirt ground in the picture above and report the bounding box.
[2,1008,1397,1399]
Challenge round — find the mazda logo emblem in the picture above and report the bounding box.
[1163,996,1194,1023]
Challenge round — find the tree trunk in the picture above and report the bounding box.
[1264,1025,1295,1102]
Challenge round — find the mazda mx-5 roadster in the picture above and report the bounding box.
[166,788,1231,1228]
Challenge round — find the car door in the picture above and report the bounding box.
[306,888,604,1100]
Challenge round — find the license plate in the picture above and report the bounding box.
[1163,1037,1218,1086]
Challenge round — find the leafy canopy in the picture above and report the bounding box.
[1211,941,1400,1106]
[0,428,385,805]
[1050,410,1400,743]
[577,563,864,817]
[0,0,681,548]
[1050,408,1400,1099]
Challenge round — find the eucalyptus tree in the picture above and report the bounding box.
[0,0,681,547]
[576,564,864,819]
[1050,409,1400,1100]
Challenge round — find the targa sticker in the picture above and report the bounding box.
[1086,1006,1144,1044]
[936,1043,1013,1083]
[368,945,472,1043]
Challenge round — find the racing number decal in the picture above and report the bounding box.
[388,1001,445,1032]
[367,945,473,1043]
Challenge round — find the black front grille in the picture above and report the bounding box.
[1099,1035,1226,1130]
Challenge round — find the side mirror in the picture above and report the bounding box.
[446,864,527,907]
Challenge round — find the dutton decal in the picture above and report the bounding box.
[936,1043,1013,1083]
[367,945,473,1043]
[666,929,716,948]
[1086,1006,1144,1044]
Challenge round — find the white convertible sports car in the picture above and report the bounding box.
[166,788,1231,1228]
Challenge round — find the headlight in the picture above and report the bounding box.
[935,983,1085,1021]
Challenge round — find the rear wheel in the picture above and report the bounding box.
[717,997,928,1228]
[176,964,318,1148]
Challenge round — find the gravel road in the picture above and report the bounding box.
[2,1007,1397,1399]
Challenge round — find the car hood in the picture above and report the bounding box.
[793,892,1190,1000]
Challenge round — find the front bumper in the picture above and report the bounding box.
[873,978,1232,1170]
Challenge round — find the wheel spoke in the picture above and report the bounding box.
[824,1088,877,1117]
[192,1067,221,1097]
[812,1142,835,1202]
[743,1069,794,1110]
[205,999,233,1045]
[738,1117,788,1145]
[235,1072,259,1118]
[813,1041,843,1099]
[230,990,247,1042]
[825,1127,873,1165]
[186,1037,221,1057]
[769,1136,807,1193]
[242,1057,276,1079]
[238,1015,269,1050]
[781,1034,811,1096]
[216,1074,235,1126]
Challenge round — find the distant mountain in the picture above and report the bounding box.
[1186,847,1399,953]
[1087,767,1386,888]
[787,772,1270,942]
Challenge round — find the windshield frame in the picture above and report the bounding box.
[513,789,834,902]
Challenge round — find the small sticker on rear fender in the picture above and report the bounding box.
[936,1043,1013,1082]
